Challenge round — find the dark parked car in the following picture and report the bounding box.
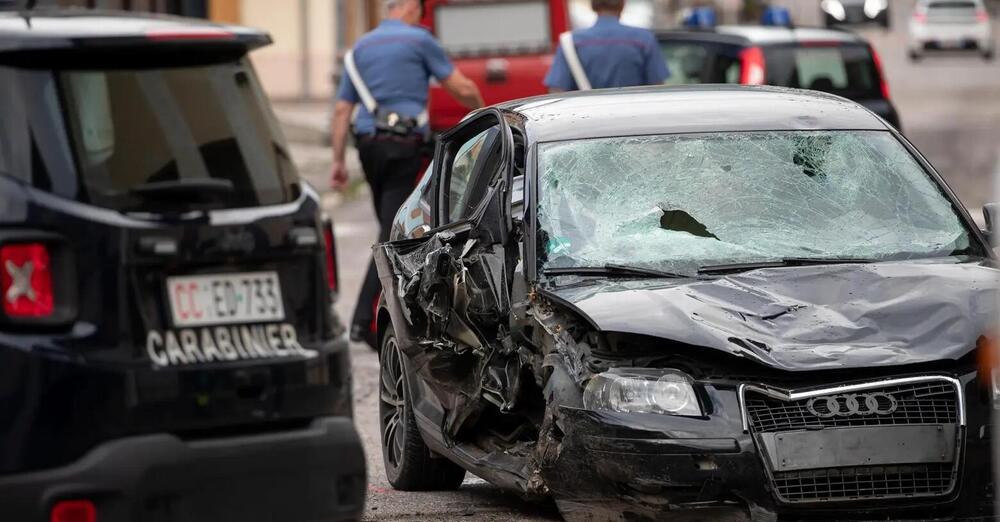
[374,85,997,521]
[822,0,891,28]
[0,10,364,522]
[657,25,902,130]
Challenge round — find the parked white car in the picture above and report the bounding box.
[909,0,995,60]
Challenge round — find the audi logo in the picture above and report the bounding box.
[806,392,898,418]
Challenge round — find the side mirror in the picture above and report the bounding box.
[983,203,998,245]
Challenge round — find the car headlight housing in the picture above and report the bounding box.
[583,369,703,416]
[821,0,846,21]
[864,0,888,18]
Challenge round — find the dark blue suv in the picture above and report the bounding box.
[0,9,364,522]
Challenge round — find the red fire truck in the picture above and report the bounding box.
[421,0,569,132]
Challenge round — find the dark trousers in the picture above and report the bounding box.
[351,135,423,337]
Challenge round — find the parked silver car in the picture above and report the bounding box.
[909,0,995,60]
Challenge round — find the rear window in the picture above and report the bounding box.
[764,44,881,99]
[660,40,742,85]
[59,59,297,212]
[435,1,551,55]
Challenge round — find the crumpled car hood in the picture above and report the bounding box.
[542,261,998,371]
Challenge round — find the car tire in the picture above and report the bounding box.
[984,50,995,61]
[379,326,466,491]
[909,50,922,61]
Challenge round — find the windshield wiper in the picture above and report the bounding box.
[128,178,235,198]
[698,257,877,275]
[544,264,691,279]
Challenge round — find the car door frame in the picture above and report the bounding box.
[375,108,514,350]
[373,109,517,436]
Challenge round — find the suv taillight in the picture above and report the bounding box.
[913,11,927,23]
[51,499,96,522]
[1,243,53,318]
[740,46,766,85]
[323,223,338,293]
[976,9,989,23]
[869,46,891,99]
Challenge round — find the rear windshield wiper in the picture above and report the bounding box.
[128,178,235,198]
[698,257,877,275]
[544,264,691,279]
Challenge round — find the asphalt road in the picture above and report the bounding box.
[287,4,1000,518]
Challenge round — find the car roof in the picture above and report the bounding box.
[658,25,867,46]
[0,9,269,53]
[496,85,890,142]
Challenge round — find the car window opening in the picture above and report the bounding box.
[764,45,879,98]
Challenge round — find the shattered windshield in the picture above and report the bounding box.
[537,131,976,276]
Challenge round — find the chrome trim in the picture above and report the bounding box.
[739,375,965,432]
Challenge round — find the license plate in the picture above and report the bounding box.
[759,425,955,472]
[940,39,963,48]
[167,271,285,327]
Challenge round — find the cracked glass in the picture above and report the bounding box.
[536,131,975,275]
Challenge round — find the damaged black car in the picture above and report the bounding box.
[373,85,999,521]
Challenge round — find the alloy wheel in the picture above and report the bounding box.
[379,337,406,471]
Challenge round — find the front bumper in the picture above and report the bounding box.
[0,416,366,522]
[543,372,993,521]
[826,6,888,26]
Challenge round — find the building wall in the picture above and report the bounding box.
[215,0,358,101]
[238,0,306,99]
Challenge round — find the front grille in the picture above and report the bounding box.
[773,464,955,503]
[745,381,957,433]
[844,5,871,22]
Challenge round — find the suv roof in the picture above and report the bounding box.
[659,25,867,46]
[498,85,889,142]
[0,9,269,54]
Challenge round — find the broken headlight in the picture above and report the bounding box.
[583,369,702,416]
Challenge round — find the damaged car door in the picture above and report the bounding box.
[374,109,518,438]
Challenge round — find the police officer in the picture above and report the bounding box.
[330,0,483,345]
[545,0,669,92]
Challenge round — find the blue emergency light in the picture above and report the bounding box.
[761,6,793,27]
[684,7,717,29]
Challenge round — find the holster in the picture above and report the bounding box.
[374,109,419,137]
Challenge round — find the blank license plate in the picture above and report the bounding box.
[167,271,285,327]
[759,425,955,472]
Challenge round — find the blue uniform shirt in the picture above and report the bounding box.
[336,19,454,136]
[544,15,669,91]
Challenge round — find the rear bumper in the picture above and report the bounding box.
[826,7,888,26]
[0,331,354,474]
[0,416,366,522]
[910,24,993,49]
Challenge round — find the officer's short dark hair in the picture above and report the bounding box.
[384,0,419,11]
[591,0,625,11]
